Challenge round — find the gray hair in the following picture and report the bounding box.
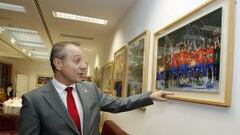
[50,41,81,72]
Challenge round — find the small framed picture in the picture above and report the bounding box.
[101,62,114,95]
[113,46,127,97]
[36,74,53,87]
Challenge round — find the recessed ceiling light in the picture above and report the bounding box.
[52,11,108,25]
[1,26,46,49]
[30,51,50,59]
[0,2,26,13]
[32,55,49,59]
[10,37,16,44]
[22,49,26,53]
[18,40,45,48]
[31,51,49,56]
[28,52,31,57]
[0,27,4,33]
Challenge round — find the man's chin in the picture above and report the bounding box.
[77,77,85,82]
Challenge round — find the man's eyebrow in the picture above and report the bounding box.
[73,54,82,57]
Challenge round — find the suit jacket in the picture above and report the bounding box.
[19,81,153,135]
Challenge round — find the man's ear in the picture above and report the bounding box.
[53,58,63,70]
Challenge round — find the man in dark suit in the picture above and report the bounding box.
[19,41,173,135]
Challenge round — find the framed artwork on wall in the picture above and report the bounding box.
[92,67,102,88]
[113,46,127,97]
[36,74,52,87]
[97,67,102,89]
[152,0,235,107]
[93,67,98,82]
[126,30,150,97]
[101,62,114,95]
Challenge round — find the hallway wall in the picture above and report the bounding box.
[0,58,52,94]
[104,0,240,135]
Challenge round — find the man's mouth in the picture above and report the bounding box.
[78,73,84,76]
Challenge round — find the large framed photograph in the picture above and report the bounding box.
[113,46,127,97]
[126,30,150,97]
[152,0,235,107]
[101,62,114,95]
[36,74,52,87]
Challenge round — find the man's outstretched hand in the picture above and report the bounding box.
[150,91,174,101]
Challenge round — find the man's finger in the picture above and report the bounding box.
[163,92,174,95]
[159,97,167,102]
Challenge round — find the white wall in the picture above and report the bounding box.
[104,0,240,135]
[0,58,53,92]
[83,50,98,77]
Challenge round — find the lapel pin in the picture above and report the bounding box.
[84,89,88,93]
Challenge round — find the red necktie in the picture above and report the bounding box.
[65,87,82,134]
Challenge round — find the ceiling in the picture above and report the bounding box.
[0,0,136,62]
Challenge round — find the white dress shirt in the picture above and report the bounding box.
[52,78,84,134]
[7,87,13,96]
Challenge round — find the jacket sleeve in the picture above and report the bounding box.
[19,95,41,135]
[93,83,154,113]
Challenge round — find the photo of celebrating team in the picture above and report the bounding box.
[156,8,222,93]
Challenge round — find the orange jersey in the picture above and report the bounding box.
[178,51,189,65]
[170,52,179,68]
[197,48,206,64]
[206,47,214,64]
[183,51,190,64]
[207,47,214,54]
[189,51,197,67]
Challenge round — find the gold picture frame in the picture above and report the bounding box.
[152,0,235,107]
[36,74,52,87]
[113,46,127,97]
[97,67,102,89]
[126,30,150,97]
[93,67,102,88]
[101,62,114,95]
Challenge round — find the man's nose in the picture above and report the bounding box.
[80,61,87,69]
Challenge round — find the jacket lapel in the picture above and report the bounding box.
[76,82,90,135]
[42,82,80,134]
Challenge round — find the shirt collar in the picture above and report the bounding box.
[52,78,76,94]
